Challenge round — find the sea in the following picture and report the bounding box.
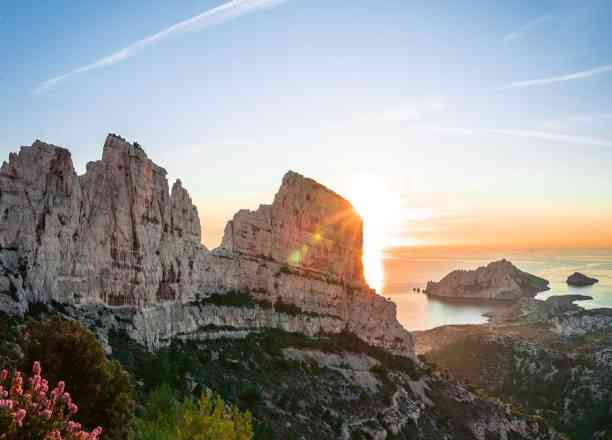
[381,248,612,332]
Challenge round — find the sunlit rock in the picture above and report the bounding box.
[0,135,414,358]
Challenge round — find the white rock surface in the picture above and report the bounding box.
[0,135,414,358]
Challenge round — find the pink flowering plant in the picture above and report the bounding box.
[0,361,102,440]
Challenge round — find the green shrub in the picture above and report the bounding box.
[273,298,302,316]
[203,291,257,308]
[20,316,136,440]
[137,385,253,440]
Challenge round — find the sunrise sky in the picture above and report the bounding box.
[2,0,612,253]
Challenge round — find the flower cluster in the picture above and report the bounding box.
[0,361,102,439]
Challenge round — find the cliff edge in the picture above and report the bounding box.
[0,135,413,358]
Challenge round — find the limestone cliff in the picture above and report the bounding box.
[0,135,207,309]
[425,259,549,300]
[221,170,365,287]
[0,135,414,358]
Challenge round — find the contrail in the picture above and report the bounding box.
[34,0,290,94]
[502,64,612,90]
[503,14,552,42]
[434,127,612,147]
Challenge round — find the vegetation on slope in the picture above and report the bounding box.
[423,332,612,440]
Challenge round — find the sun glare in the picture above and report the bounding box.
[347,174,403,292]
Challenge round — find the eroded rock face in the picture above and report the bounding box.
[425,259,549,300]
[0,135,207,309]
[217,171,411,356]
[221,171,365,287]
[0,135,414,358]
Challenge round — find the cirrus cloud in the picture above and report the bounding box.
[34,0,290,94]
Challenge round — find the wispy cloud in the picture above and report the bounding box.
[34,0,289,94]
[502,64,612,89]
[539,113,612,131]
[375,97,447,123]
[504,14,553,42]
[433,127,612,147]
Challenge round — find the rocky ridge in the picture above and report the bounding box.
[425,259,550,300]
[0,135,413,357]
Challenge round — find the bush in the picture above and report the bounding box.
[202,291,256,309]
[0,361,102,439]
[273,298,302,316]
[20,316,136,440]
[136,385,253,440]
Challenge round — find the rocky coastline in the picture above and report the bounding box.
[414,295,612,439]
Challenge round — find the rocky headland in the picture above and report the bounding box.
[425,259,550,300]
[0,135,569,439]
[567,272,599,287]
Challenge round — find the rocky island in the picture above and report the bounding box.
[0,135,568,439]
[425,259,550,300]
[567,272,599,287]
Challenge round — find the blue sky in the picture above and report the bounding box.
[1,0,612,249]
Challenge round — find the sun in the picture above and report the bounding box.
[347,174,402,291]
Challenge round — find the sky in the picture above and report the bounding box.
[2,0,612,255]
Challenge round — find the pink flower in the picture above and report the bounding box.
[10,372,23,397]
[67,420,82,432]
[0,362,103,438]
[88,427,103,440]
[31,374,41,391]
[14,408,26,427]
[0,399,14,409]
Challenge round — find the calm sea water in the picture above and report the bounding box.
[381,248,612,331]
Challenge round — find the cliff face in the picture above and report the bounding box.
[0,135,207,310]
[221,170,365,287]
[425,259,549,300]
[216,170,409,355]
[0,135,413,358]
